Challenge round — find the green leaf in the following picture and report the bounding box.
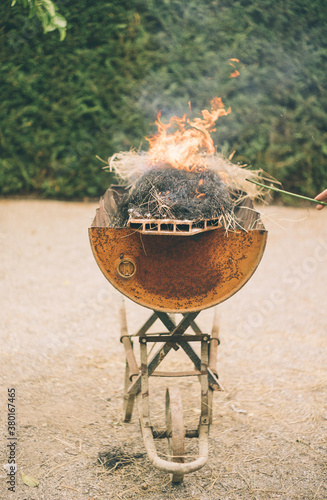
[10,0,67,41]
[41,0,56,17]
[53,14,67,29]
[59,27,66,41]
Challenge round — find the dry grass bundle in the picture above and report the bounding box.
[111,165,237,229]
[105,150,267,202]
[102,150,271,231]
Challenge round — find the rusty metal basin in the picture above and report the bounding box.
[89,225,267,313]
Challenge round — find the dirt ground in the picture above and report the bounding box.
[0,199,326,500]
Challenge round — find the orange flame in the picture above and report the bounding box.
[229,58,241,78]
[229,70,240,78]
[147,97,231,171]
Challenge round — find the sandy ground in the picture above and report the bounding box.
[0,200,326,500]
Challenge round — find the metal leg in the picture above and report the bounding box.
[208,388,214,426]
[139,337,151,426]
[120,298,139,422]
[200,336,210,426]
[208,307,221,424]
[209,307,220,377]
[123,360,135,422]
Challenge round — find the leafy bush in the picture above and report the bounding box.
[1,0,327,199]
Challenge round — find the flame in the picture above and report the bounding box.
[229,70,240,78]
[228,58,241,78]
[146,97,231,171]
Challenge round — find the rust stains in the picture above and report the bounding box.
[89,226,267,313]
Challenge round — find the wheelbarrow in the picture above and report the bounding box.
[89,187,267,482]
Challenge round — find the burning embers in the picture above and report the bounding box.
[111,165,235,232]
[104,98,265,233]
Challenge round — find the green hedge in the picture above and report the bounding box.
[1,0,327,199]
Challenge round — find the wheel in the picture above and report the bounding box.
[165,387,185,483]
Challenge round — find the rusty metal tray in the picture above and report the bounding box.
[89,190,267,313]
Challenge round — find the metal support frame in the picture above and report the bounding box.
[126,311,222,396]
[119,299,221,481]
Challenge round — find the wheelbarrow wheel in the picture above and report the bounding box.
[165,387,185,483]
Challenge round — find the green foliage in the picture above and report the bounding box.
[11,0,67,40]
[1,0,327,199]
[1,1,151,197]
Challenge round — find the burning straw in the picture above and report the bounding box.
[103,98,269,230]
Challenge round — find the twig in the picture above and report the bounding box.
[51,436,75,448]
[60,484,83,493]
[45,457,81,477]
[313,481,323,499]
[247,179,327,206]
